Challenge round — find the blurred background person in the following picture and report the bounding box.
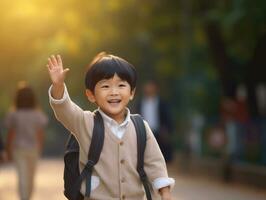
[135,80,174,163]
[0,125,7,164]
[4,81,48,200]
[219,85,250,182]
[234,84,250,160]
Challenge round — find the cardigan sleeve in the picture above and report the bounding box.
[48,84,93,139]
[143,121,175,191]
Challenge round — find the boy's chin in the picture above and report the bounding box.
[105,109,125,117]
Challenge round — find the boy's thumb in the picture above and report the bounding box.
[63,68,70,75]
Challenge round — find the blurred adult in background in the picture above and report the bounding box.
[135,80,174,163]
[0,126,7,163]
[220,96,238,159]
[5,81,48,200]
[220,85,250,161]
[220,96,238,182]
[220,84,250,181]
[234,84,250,161]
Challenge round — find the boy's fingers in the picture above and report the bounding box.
[48,58,54,68]
[57,55,62,66]
[46,64,52,71]
[51,55,58,66]
[63,68,70,74]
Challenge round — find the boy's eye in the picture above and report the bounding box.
[101,85,109,88]
[119,84,126,87]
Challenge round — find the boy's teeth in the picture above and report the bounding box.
[108,99,120,103]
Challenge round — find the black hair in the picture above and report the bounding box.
[85,52,137,93]
[15,82,36,109]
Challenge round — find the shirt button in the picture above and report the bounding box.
[120,159,125,164]
[120,141,124,146]
[122,194,126,199]
[121,177,126,183]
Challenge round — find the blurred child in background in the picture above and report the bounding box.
[5,81,48,200]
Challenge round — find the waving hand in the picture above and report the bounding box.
[47,55,69,99]
[47,55,69,85]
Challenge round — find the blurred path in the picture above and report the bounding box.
[0,159,64,200]
[0,159,266,200]
[167,164,266,200]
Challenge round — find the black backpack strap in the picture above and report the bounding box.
[85,110,104,197]
[73,110,104,199]
[131,114,152,200]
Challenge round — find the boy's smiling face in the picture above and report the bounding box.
[86,74,135,123]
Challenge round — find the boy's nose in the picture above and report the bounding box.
[110,87,119,95]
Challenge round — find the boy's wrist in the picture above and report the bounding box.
[51,83,65,99]
[159,186,171,199]
[52,82,64,88]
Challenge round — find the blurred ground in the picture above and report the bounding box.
[0,159,266,200]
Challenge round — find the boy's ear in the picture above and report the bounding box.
[85,89,96,103]
[130,88,136,100]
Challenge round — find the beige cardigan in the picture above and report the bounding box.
[50,88,169,200]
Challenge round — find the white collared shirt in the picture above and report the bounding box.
[98,108,130,139]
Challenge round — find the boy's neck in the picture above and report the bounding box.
[98,108,129,124]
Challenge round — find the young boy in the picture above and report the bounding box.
[47,53,174,200]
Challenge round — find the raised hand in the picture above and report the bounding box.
[47,55,69,99]
[47,55,69,85]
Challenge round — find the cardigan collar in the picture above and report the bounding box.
[98,108,130,129]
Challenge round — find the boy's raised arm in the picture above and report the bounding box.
[47,55,69,99]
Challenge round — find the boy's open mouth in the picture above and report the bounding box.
[107,99,121,104]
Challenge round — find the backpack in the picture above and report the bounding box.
[63,111,152,200]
